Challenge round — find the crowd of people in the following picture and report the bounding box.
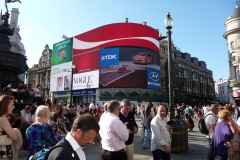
[2,85,240,160]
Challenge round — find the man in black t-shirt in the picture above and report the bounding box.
[65,106,77,125]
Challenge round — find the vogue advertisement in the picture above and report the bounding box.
[72,70,99,90]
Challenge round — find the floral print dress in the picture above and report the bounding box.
[25,123,59,160]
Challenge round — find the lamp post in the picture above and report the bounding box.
[86,83,90,104]
[164,12,175,120]
[70,62,75,106]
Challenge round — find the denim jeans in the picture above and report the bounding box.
[207,138,215,160]
[143,124,151,146]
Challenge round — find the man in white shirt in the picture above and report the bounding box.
[99,100,129,160]
[89,101,96,110]
[204,104,218,160]
[151,105,172,160]
[20,105,33,141]
[47,114,100,160]
[203,105,209,116]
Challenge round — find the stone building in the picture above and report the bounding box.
[159,39,215,106]
[215,78,230,104]
[223,2,240,105]
[27,45,52,99]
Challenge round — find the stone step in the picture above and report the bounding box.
[18,149,29,157]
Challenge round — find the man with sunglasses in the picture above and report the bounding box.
[99,100,129,160]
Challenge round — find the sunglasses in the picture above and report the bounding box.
[52,126,56,128]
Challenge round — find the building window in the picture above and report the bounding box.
[234,66,240,79]
[231,41,235,49]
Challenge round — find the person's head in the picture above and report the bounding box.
[209,104,219,114]
[224,105,235,116]
[120,99,131,115]
[157,105,167,118]
[218,110,231,122]
[50,112,58,122]
[146,104,152,113]
[18,82,23,87]
[35,105,50,123]
[182,103,185,107]
[107,100,120,116]
[51,123,58,132]
[0,95,15,116]
[36,84,41,89]
[28,84,32,88]
[103,101,109,112]
[24,105,32,114]
[3,87,12,96]
[58,117,64,124]
[54,105,61,113]
[71,114,100,147]
[53,99,58,104]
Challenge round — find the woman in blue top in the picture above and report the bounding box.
[25,105,59,160]
[214,110,234,160]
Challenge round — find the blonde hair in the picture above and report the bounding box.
[35,105,50,121]
[218,110,230,121]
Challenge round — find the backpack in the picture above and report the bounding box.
[198,113,214,135]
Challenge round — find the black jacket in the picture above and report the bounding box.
[119,111,138,145]
[46,138,79,160]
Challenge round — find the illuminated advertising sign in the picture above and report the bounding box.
[100,48,119,67]
[52,38,73,66]
[99,47,160,88]
[73,23,159,55]
[51,61,72,78]
[147,67,161,90]
[73,70,99,90]
[50,62,72,92]
[73,50,99,73]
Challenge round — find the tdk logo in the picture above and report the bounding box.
[101,54,117,60]
[149,72,159,81]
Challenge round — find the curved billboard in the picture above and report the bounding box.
[73,23,159,55]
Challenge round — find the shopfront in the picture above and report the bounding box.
[73,89,96,106]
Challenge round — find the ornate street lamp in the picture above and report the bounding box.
[164,12,175,120]
[70,62,75,106]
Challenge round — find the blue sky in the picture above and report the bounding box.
[5,0,234,80]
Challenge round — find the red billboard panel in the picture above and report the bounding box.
[73,50,100,73]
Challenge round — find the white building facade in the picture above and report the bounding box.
[215,78,230,104]
[224,2,240,105]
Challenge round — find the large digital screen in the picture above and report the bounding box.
[99,47,160,89]
[73,50,100,73]
[73,70,99,90]
[52,38,73,66]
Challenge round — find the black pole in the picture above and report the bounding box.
[167,28,175,120]
[70,68,74,106]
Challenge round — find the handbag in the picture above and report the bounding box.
[0,135,12,146]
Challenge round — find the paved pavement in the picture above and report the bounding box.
[19,118,217,160]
